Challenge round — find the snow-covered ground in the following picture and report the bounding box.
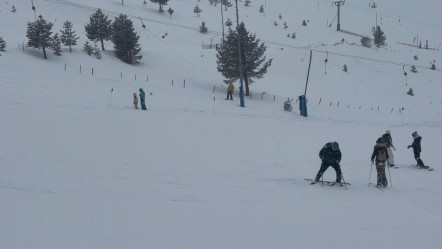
[1,0,442,248]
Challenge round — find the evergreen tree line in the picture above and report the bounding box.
[25,9,142,64]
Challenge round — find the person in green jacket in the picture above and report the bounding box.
[139,88,146,110]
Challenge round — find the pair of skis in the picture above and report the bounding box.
[304,178,351,187]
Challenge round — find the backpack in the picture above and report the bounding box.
[378,148,387,161]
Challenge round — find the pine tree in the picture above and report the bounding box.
[342,64,348,72]
[60,20,79,52]
[222,0,232,11]
[259,5,264,13]
[431,64,436,70]
[84,40,93,55]
[194,5,202,17]
[245,0,251,7]
[216,22,272,96]
[302,20,307,26]
[0,37,6,51]
[111,14,142,64]
[51,33,62,56]
[225,19,232,27]
[150,0,169,13]
[84,9,112,51]
[200,22,208,33]
[373,25,387,48]
[167,8,174,17]
[26,15,54,59]
[11,5,16,13]
[410,65,417,73]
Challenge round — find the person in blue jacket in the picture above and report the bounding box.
[139,88,146,110]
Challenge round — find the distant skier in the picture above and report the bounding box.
[382,130,396,167]
[226,82,234,100]
[139,88,146,110]
[407,131,428,169]
[133,93,139,109]
[371,137,389,188]
[313,142,342,183]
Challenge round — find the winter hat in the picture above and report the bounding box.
[331,141,339,151]
[139,88,144,93]
[385,130,391,134]
[412,131,418,137]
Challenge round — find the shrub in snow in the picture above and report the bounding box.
[11,5,16,13]
[414,55,419,60]
[291,32,296,39]
[244,0,251,7]
[0,37,6,51]
[431,64,436,70]
[410,65,417,73]
[84,41,93,55]
[284,22,288,29]
[302,20,307,26]
[200,22,208,33]
[259,5,264,13]
[342,64,348,72]
[361,36,372,48]
[225,19,232,27]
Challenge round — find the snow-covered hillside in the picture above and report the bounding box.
[1,1,442,248]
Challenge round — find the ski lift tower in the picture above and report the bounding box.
[333,0,345,31]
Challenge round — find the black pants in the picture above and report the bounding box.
[226,91,233,100]
[413,151,425,167]
[375,161,388,187]
[315,162,342,182]
[141,99,146,110]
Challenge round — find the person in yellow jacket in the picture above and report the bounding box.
[226,82,234,100]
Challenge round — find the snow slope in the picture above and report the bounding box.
[1,0,442,248]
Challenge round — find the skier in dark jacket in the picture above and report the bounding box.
[371,137,389,188]
[139,88,146,110]
[313,142,343,183]
[407,131,428,169]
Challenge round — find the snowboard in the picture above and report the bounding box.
[304,178,351,186]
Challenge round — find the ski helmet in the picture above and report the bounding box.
[386,130,391,134]
[412,131,418,137]
[331,142,339,151]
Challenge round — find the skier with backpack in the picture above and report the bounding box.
[371,137,389,188]
[381,130,396,167]
[407,131,429,169]
[312,142,343,184]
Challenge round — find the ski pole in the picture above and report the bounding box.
[341,173,348,190]
[368,162,373,186]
